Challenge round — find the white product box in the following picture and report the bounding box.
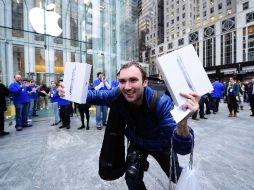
[63,62,92,104]
[156,45,213,123]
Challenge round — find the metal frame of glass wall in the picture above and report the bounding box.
[0,0,138,85]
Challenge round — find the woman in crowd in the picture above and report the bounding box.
[42,81,61,126]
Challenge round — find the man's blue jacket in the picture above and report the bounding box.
[87,86,193,155]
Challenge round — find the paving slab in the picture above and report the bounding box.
[0,103,254,190]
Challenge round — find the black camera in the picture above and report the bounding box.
[126,149,149,179]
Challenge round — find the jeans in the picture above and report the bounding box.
[15,102,29,128]
[96,105,108,126]
[51,102,60,123]
[212,97,220,112]
[29,99,37,118]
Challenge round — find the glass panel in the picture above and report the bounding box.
[54,50,63,74]
[12,0,24,38]
[35,47,46,73]
[13,45,25,76]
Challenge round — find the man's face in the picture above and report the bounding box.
[118,65,147,105]
[98,73,104,81]
[15,75,22,82]
[229,78,234,83]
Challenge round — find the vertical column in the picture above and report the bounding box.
[215,21,221,66]
[199,28,203,65]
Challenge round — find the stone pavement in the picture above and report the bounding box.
[0,102,254,190]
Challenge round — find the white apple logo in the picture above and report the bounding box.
[29,4,62,37]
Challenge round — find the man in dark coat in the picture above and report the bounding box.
[0,81,10,136]
[248,78,254,116]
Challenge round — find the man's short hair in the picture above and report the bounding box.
[119,62,147,81]
[97,72,103,77]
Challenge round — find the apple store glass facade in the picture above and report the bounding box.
[0,0,139,85]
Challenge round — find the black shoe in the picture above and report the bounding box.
[66,125,70,129]
[97,126,102,130]
[86,126,90,130]
[250,114,254,117]
[192,118,199,121]
[102,122,107,127]
[0,131,10,136]
[78,126,85,130]
[213,112,216,114]
[200,116,208,119]
[51,123,57,126]
[59,125,66,129]
[16,127,23,131]
[32,114,39,117]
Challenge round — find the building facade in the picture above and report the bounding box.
[0,0,139,85]
[143,0,254,80]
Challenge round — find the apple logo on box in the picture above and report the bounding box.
[29,4,62,37]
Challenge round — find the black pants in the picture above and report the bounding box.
[59,105,70,126]
[249,94,254,114]
[77,104,90,127]
[227,96,238,114]
[0,110,4,132]
[125,144,182,190]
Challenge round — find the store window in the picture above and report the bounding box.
[12,0,24,38]
[243,28,246,62]
[243,2,249,10]
[54,50,63,74]
[71,52,76,62]
[247,12,254,23]
[70,2,79,47]
[13,45,25,75]
[178,38,184,46]
[218,3,222,10]
[35,47,46,73]
[248,25,254,61]
[54,3,63,44]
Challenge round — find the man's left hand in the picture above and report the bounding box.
[176,92,200,137]
[179,92,200,114]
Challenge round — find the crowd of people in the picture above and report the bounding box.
[192,76,254,120]
[0,71,119,136]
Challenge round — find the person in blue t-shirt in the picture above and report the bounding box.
[111,72,119,89]
[93,72,111,130]
[28,80,40,117]
[211,79,224,113]
[42,81,61,126]
[9,74,32,131]
[58,80,71,129]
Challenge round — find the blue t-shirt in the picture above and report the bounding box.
[50,88,61,103]
[228,84,234,96]
[93,79,110,90]
[9,82,30,104]
[111,80,119,89]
